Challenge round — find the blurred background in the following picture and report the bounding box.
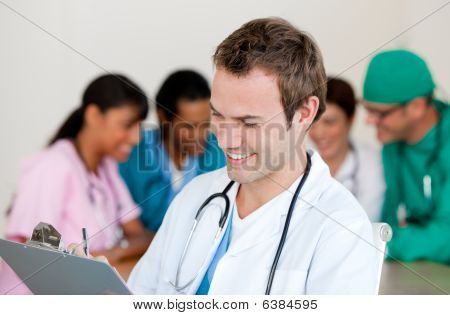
[0,0,449,235]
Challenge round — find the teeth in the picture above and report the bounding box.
[227,152,252,160]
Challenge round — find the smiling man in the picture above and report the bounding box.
[127,18,377,294]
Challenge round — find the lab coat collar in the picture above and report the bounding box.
[207,149,331,257]
[272,149,331,216]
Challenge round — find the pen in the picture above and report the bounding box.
[82,227,89,256]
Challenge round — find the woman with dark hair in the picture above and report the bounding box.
[1,74,153,294]
[309,77,385,221]
[119,70,225,232]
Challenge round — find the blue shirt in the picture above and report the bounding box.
[196,210,233,295]
[119,129,226,231]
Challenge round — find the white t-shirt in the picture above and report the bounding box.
[230,196,279,246]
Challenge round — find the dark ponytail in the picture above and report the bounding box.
[49,107,85,145]
[49,73,149,145]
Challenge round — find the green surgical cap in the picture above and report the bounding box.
[363,49,435,105]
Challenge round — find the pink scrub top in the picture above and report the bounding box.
[0,139,141,294]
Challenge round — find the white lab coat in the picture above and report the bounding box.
[128,150,378,295]
[335,143,385,222]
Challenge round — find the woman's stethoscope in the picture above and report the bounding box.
[170,152,312,295]
[86,171,125,249]
[71,141,124,248]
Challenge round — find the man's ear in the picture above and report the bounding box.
[407,97,428,119]
[84,104,103,128]
[298,96,320,127]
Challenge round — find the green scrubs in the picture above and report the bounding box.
[364,49,450,264]
[382,100,450,264]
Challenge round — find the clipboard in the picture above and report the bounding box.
[0,238,132,295]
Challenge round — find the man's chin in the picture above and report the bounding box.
[377,130,397,144]
[226,167,263,184]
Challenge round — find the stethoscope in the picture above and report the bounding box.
[70,141,124,248]
[170,152,312,295]
[396,107,442,224]
[86,170,124,249]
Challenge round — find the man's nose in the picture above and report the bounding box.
[216,122,243,149]
[365,112,380,126]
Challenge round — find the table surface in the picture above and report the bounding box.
[379,260,450,295]
[115,258,450,295]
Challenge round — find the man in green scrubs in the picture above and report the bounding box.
[363,49,450,264]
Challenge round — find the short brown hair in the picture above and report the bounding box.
[213,17,327,127]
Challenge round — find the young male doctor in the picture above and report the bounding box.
[127,18,377,294]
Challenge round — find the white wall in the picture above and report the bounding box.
[0,0,449,235]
